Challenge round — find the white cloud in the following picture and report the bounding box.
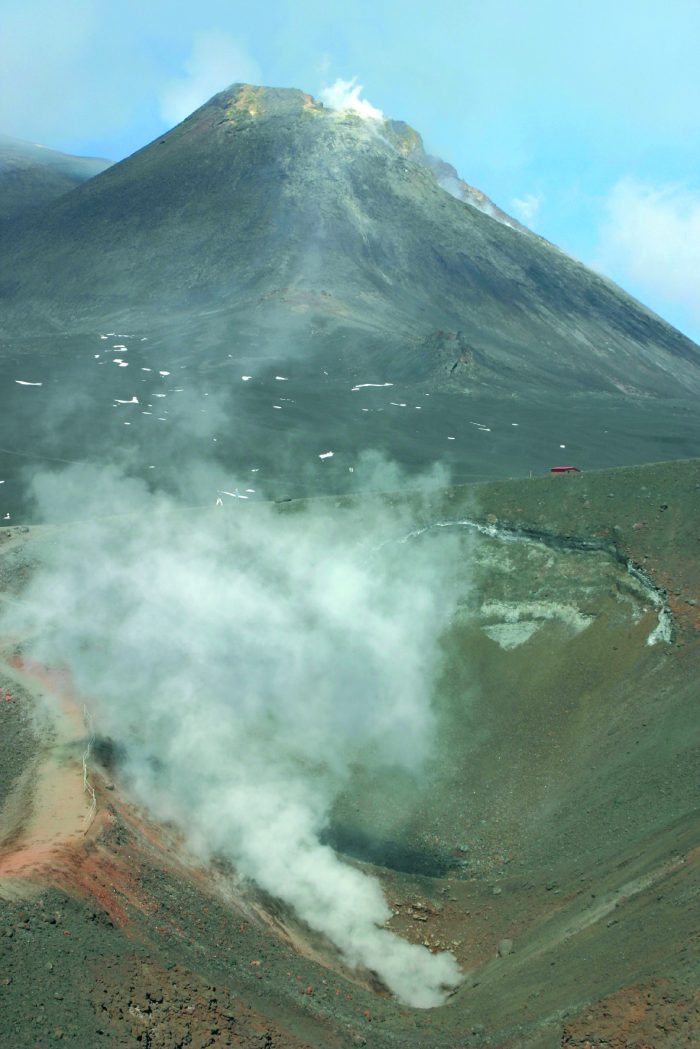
[159,30,261,126]
[510,192,543,227]
[319,77,383,121]
[593,177,700,331]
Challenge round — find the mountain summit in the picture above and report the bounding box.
[1,84,699,397]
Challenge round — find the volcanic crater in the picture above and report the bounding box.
[2,458,699,1047]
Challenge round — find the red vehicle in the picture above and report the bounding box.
[550,465,580,474]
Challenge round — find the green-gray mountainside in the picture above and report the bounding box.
[0,133,111,228]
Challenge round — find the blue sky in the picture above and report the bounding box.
[2,0,699,342]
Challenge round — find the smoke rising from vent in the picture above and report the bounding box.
[319,78,384,121]
[5,464,462,1007]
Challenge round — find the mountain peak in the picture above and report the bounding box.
[195,83,324,122]
[179,83,527,233]
[1,81,698,403]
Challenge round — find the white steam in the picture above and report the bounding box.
[8,466,461,1008]
[319,78,384,121]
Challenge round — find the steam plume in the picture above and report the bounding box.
[319,78,384,121]
[5,465,461,1007]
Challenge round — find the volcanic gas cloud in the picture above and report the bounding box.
[4,464,462,1007]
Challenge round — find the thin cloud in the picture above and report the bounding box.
[511,192,543,227]
[593,177,700,334]
[0,0,126,145]
[159,30,261,127]
[316,53,332,77]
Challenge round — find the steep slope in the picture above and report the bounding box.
[1,85,698,397]
[1,85,699,524]
[0,133,111,227]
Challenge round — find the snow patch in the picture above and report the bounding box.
[351,382,394,391]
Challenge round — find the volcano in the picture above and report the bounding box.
[1,84,700,1048]
[1,85,700,521]
[1,85,699,395]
